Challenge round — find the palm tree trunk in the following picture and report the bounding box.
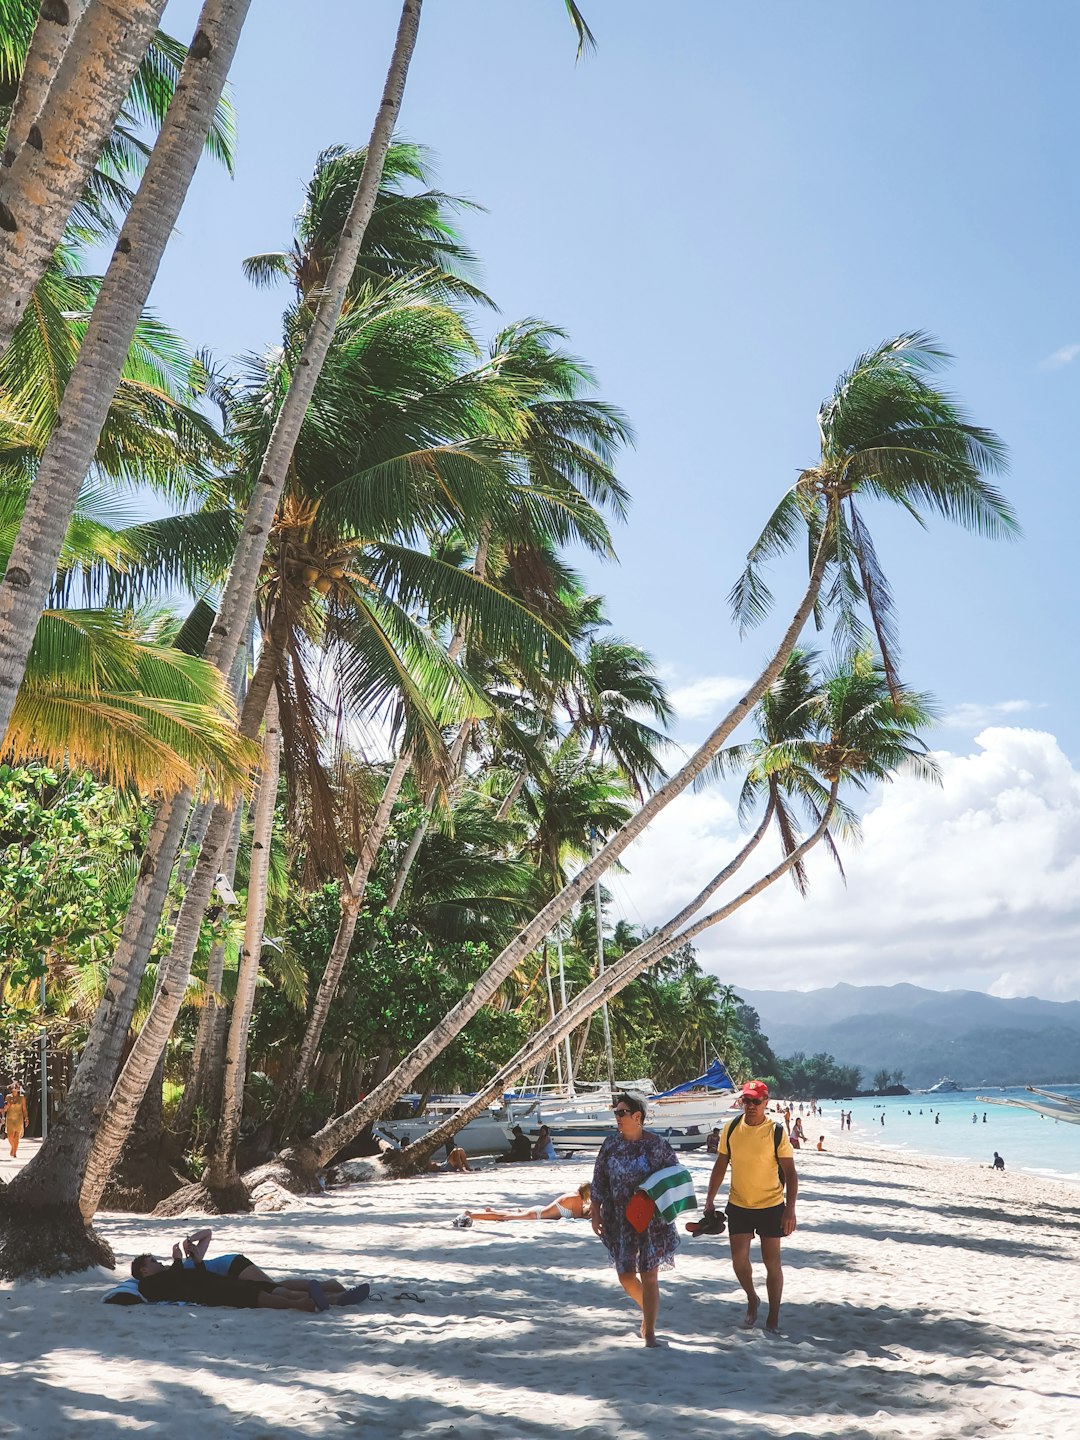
[494,767,527,822]
[2,14,427,1213]
[206,691,280,1197]
[267,527,834,1177]
[273,747,412,1140]
[391,791,836,1169]
[3,787,189,1212]
[173,799,243,1143]
[0,0,170,352]
[0,0,252,738]
[5,641,276,1220]
[2,0,89,169]
[75,654,280,1219]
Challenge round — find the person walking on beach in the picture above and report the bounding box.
[3,1080,28,1158]
[703,1080,797,1335]
[591,1093,680,1348]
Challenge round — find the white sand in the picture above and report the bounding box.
[3,1121,1080,1438]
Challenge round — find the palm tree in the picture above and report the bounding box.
[395,649,938,1164]
[694,647,859,896]
[0,0,235,347]
[242,140,489,311]
[0,0,168,343]
[271,334,1012,1189]
[0,2,430,1264]
[201,690,280,1202]
[0,0,257,742]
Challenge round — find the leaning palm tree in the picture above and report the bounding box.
[263,334,1013,1191]
[0,0,234,348]
[694,646,859,896]
[1,4,431,1268]
[0,0,256,742]
[1,0,599,1275]
[392,648,938,1166]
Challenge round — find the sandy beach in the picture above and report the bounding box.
[3,1121,1079,1439]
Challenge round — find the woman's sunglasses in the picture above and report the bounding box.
[612,1108,633,1118]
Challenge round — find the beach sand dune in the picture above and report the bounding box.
[3,1132,1079,1437]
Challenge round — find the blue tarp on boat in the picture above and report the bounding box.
[653,1059,734,1097]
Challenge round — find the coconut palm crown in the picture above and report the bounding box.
[730,332,1016,697]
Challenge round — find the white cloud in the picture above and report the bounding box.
[940,699,1042,729]
[1038,343,1080,371]
[609,727,1080,1002]
[668,674,750,724]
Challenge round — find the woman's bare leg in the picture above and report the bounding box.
[617,1270,644,1319]
[640,1269,661,1346]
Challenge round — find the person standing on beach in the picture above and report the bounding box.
[703,1080,797,1334]
[591,1092,680,1348]
[3,1080,28,1158]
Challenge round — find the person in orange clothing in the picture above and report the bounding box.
[3,1080,29,1158]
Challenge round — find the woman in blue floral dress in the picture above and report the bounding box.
[591,1092,679,1347]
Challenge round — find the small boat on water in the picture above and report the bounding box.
[926,1076,964,1093]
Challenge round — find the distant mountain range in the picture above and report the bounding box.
[737,982,1080,1090]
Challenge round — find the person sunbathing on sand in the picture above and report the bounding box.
[131,1229,368,1311]
[467,1182,592,1222]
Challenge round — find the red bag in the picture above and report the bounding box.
[625,1191,655,1233]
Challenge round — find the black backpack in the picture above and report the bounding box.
[722,1113,786,1188]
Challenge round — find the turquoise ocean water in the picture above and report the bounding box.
[817,1085,1080,1186]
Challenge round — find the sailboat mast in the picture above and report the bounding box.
[591,829,617,1093]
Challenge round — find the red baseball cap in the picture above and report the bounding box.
[740,1080,769,1100]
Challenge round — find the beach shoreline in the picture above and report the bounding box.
[3,1121,1079,1438]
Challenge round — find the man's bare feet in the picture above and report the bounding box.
[764,1318,782,1335]
[643,1333,663,1348]
[742,1293,760,1329]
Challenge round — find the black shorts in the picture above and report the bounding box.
[226,1254,261,1281]
[726,1202,786,1238]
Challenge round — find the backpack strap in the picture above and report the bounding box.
[719,1113,742,1155]
[773,1121,786,1187]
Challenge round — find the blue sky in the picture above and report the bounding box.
[152,1,1080,999]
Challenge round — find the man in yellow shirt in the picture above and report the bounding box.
[703,1080,798,1333]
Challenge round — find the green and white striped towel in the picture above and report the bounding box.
[638,1164,698,1222]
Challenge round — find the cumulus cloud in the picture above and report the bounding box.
[610,727,1080,1002]
[1038,343,1080,371]
[668,674,750,723]
[940,699,1042,729]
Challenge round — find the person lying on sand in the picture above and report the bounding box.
[132,1230,369,1311]
[467,1182,592,1222]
